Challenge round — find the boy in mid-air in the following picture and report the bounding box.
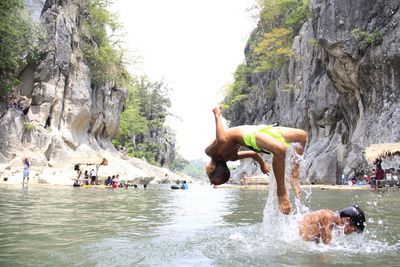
[205,104,307,214]
[299,205,366,244]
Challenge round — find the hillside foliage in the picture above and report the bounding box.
[81,0,130,87]
[252,0,309,72]
[0,0,44,92]
[222,63,252,125]
[112,77,174,165]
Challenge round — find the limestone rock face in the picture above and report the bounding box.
[0,0,135,183]
[232,0,400,183]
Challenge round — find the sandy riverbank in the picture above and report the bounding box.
[0,148,193,186]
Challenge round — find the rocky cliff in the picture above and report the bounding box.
[232,0,400,183]
[0,0,177,184]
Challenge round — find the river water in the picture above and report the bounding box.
[0,183,399,266]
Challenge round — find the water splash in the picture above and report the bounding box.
[261,146,399,254]
[262,145,309,243]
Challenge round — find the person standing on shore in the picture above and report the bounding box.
[22,158,31,183]
[205,104,307,214]
[90,169,96,185]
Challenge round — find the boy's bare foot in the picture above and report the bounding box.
[290,176,301,199]
[277,193,292,214]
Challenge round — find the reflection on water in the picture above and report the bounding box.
[0,183,399,266]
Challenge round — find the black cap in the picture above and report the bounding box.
[339,205,366,233]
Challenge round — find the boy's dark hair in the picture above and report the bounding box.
[210,161,230,185]
[339,205,366,233]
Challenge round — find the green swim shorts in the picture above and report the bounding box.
[243,125,290,153]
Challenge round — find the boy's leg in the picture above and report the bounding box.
[255,133,291,214]
[281,128,308,198]
[280,128,308,150]
[272,151,292,214]
[290,157,301,198]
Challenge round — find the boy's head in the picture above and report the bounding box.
[206,160,230,185]
[339,205,366,234]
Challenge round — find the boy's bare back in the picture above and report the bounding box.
[299,209,337,244]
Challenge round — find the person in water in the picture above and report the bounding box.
[205,104,307,214]
[299,205,366,244]
[181,180,188,189]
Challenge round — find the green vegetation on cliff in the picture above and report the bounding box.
[222,63,253,125]
[0,0,44,92]
[81,0,130,87]
[351,28,383,46]
[223,0,309,124]
[252,0,309,72]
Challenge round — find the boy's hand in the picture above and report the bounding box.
[212,104,224,117]
[260,162,271,175]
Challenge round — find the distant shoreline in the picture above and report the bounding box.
[216,184,381,191]
[2,182,396,192]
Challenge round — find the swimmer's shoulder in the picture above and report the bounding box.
[317,209,337,225]
[315,209,336,218]
[304,209,335,222]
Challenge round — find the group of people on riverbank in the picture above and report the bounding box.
[204,104,366,244]
[74,165,98,186]
[347,159,400,188]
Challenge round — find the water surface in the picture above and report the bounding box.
[0,183,399,266]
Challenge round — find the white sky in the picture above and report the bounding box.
[111,0,258,160]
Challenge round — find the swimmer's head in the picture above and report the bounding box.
[339,205,366,233]
[206,160,230,185]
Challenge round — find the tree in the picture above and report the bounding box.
[81,0,129,87]
[169,153,189,172]
[250,0,309,72]
[0,0,44,92]
[253,27,293,71]
[222,63,252,125]
[113,76,173,165]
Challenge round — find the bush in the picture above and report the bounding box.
[0,0,45,92]
[309,38,319,48]
[250,0,310,72]
[81,0,130,87]
[352,28,383,46]
[82,43,129,87]
[222,63,252,124]
[23,122,35,131]
[252,27,293,72]
[258,0,309,34]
